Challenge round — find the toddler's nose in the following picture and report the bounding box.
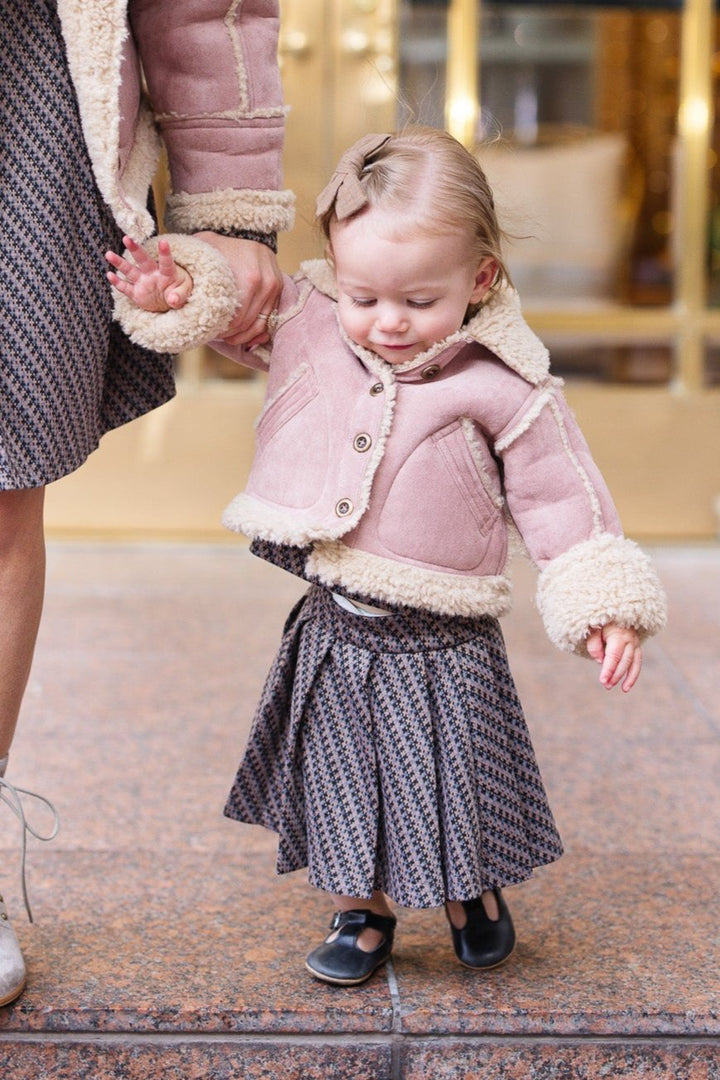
[376,305,408,333]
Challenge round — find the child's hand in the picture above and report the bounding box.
[105,236,193,313]
[586,623,642,693]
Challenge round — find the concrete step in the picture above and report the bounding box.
[0,544,718,1078]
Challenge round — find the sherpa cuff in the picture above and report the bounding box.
[165,188,295,236]
[112,233,238,354]
[536,532,667,655]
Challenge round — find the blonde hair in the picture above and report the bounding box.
[318,126,510,293]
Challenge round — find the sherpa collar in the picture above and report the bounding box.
[57,0,161,241]
[300,258,550,386]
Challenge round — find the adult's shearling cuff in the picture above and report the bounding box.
[112,234,238,354]
[165,188,295,236]
[536,532,668,655]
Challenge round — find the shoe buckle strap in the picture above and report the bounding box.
[329,911,351,932]
[329,909,396,934]
[0,777,59,923]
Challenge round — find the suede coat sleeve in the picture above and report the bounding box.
[129,0,295,236]
[495,386,666,654]
[111,1,295,351]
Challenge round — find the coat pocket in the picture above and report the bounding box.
[249,365,327,508]
[434,419,504,536]
[377,420,507,572]
[255,364,318,442]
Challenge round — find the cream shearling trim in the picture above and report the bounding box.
[353,369,398,518]
[383,328,467,374]
[465,287,550,385]
[300,260,550,385]
[461,418,505,509]
[153,106,286,122]
[57,0,160,241]
[223,363,397,541]
[301,258,476,373]
[498,391,604,532]
[165,188,296,236]
[226,0,249,115]
[112,234,238,353]
[495,388,555,452]
[274,276,314,334]
[222,494,357,545]
[151,0,283,123]
[302,259,336,298]
[337,323,397,379]
[118,106,162,239]
[255,364,310,429]
[536,533,668,655]
[547,396,603,532]
[307,541,513,619]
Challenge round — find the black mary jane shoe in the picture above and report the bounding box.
[305,909,397,986]
[447,889,516,970]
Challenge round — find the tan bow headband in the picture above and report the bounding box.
[315,133,393,221]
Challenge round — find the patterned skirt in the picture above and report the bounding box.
[0,0,175,489]
[225,585,563,909]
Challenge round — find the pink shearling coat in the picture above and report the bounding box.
[59,0,294,352]
[219,260,666,654]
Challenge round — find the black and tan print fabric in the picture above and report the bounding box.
[225,585,563,908]
[0,0,174,490]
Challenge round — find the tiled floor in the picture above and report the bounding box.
[0,543,718,1078]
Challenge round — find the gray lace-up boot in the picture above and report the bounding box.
[0,754,59,1006]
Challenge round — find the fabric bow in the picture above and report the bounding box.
[315,133,392,221]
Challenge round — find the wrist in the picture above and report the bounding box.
[112,234,237,352]
[211,228,278,254]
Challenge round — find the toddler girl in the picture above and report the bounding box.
[108,127,666,987]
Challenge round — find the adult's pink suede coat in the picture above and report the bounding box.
[59,0,294,352]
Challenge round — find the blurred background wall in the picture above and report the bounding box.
[46,0,720,541]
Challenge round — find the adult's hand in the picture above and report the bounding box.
[195,233,283,347]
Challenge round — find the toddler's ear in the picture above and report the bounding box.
[470,258,498,303]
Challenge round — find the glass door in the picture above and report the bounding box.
[46,0,720,540]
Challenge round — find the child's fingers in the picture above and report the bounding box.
[600,645,627,688]
[621,648,643,693]
[122,235,146,260]
[600,635,637,689]
[166,276,193,309]
[589,624,642,692]
[106,270,135,297]
[585,628,604,663]
[120,235,152,270]
[156,239,179,280]
[126,243,161,274]
[105,250,140,282]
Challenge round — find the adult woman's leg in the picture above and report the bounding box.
[0,487,45,759]
[0,485,46,1007]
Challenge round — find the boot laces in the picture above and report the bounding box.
[0,777,59,923]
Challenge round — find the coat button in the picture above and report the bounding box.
[369,382,384,395]
[353,433,372,453]
[421,364,441,379]
[335,498,354,517]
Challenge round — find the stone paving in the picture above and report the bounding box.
[0,542,718,1078]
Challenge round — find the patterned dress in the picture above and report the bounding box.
[225,583,563,909]
[0,0,175,490]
